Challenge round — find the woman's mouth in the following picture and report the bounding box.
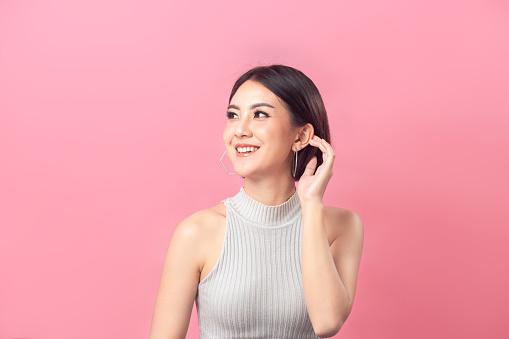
[236,146,259,157]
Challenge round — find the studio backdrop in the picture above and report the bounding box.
[0,1,507,338]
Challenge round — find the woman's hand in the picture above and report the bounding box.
[297,135,335,205]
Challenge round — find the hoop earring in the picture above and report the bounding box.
[293,150,298,177]
[220,150,237,175]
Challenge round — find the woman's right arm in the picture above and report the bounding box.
[149,213,207,339]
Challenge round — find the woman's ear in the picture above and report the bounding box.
[293,123,314,151]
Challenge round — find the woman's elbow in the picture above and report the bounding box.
[313,318,344,338]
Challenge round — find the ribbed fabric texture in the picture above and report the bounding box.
[195,187,320,339]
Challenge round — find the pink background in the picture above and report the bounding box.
[1,1,508,338]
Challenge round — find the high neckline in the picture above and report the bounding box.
[227,187,302,226]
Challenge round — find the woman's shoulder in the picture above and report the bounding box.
[323,206,362,223]
[323,206,364,241]
[172,203,226,243]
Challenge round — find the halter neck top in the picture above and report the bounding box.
[195,187,320,338]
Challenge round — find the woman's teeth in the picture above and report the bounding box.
[237,147,259,153]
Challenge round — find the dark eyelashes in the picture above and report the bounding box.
[255,110,269,118]
[226,111,270,119]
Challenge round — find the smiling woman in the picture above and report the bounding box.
[149,65,364,339]
[225,66,331,181]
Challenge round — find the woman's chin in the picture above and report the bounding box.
[231,166,256,178]
[234,168,275,180]
[233,169,251,178]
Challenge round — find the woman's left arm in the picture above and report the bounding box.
[298,136,364,338]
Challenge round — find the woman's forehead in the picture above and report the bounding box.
[230,80,281,108]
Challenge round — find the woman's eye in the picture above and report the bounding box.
[226,112,238,119]
[226,111,268,119]
[255,111,269,118]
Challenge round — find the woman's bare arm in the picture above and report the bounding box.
[301,204,364,338]
[149,212,208,339]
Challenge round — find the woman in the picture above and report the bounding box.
[149,65,364,338]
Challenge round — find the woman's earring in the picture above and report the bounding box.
[293,149,298,177]
[220,150,237,174]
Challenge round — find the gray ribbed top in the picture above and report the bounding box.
[195,187,320,339]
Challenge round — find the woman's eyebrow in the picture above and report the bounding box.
[227,103,275,110]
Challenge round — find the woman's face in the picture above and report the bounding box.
[223,80,297,179]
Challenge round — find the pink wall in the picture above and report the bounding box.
[1,1,508,338]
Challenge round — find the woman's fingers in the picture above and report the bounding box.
[310,136,335,170]
[316,136,334,155]
[303,156,317,177]
[310,136,327,153]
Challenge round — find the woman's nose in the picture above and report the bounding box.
[234,116,253,138]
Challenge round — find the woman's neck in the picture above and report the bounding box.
[243,174,296,206]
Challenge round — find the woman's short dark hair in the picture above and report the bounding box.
[229,64,331,181]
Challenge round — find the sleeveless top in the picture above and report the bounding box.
[195,187,320,338]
